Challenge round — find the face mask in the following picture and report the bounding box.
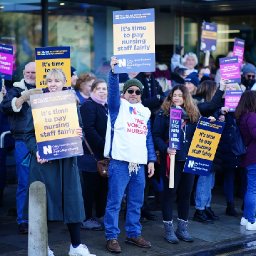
[242,76,255,89]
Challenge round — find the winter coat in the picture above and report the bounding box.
[152,109,197,175]
[1,79,35,140]
[24,107,85,223]
[238,112,256,168]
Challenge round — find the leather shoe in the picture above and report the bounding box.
[193,210,213,223]
[18,223,28,234]
[125,236,151,248]
[205,207,219,220]
[141,210,157,221]
[106,239,121,253]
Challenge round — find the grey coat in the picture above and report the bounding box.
[25,108,85,223]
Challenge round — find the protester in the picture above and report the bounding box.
[184,72,199,95]
[79,79,108,231]
[153,85,200,243]
[192,80,225,223]
[241,63,256,90]
[74,73,96,105]
[0,62,42,234]
[24,68,96,256]
[235,90,256,230]
[103,57,156,253]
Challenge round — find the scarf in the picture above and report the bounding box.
[90,92,107,106]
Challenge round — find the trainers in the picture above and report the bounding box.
[81,218,103,231]
[240,217,248,226]
[18,223,28,234]
[69,244,96,256]
[106,239,122,253]
[246,222,256,231]
[125,236,151,248]
[48,246,55,256]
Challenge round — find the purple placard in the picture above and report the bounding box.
[169,107,182,150]
[200,22,217,52]
[233,38,245,65]
[0,43,14,80]
[219,56,241,83]
[224,90,243,112]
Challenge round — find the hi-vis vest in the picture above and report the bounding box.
[104,98,151,164]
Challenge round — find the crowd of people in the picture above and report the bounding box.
[0,48,256,255]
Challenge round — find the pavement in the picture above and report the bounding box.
[1,183,256,256]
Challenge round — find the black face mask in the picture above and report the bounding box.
[242,76,255,89]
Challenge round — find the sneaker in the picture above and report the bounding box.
[48,246,55,256]
[69,244,96,256]
[246,222,256,231]
[18,223,28,234]
[240,217,248,226]
[81,218,103,231]
[106,239,122,253]
[125,236,151,248]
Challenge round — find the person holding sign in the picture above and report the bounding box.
[104,57,156,253]
[24,69,96,256]
[235,91,256,230]
[1,61,42,234]
[153,85,200,243]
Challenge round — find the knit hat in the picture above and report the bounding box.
[242,63,256,75]
[123,79,144,93]
[184,72,199,87]
[71,66,77,76]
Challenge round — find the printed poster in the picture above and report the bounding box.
[113,8,155,73]
[169,107,182,150]
[30,90,83,160]
[183,117,225,176]
[219,56,241,83]
[0,44,14,80]
[200,22,217,52]
[233,38,245,65]
[35,46,71,88]
[224,90,243,112]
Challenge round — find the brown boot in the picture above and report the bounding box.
[106,239,121,253]
[125,236,151,248]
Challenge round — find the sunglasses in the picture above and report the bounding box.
[247,75,255,79]
[127,89,141,95]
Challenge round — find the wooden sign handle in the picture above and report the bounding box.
[169,154,175,188]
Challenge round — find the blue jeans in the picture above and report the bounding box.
[104,159,145,240]
[195,172,215,210]
[244,164,256,223]
[15,140,29,224]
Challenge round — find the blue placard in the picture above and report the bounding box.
[200,22,217,52]
[169,107,182,150]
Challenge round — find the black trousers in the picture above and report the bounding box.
[81,171,108,219]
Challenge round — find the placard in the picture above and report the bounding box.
[169,107,182,150]
[30,90,83,160]
[224,90,243,112]
[113,8,155,73]
[200,22,217,52]
[35,46,71,88]
[219,56,241,83]
[233,38,245,65]
[183,117,225,176]
[0,44,14,80]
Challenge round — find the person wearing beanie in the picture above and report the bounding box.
[104,57,156,253]
[241,63,256,90]
[184,72,199,95]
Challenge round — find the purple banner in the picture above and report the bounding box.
[0,44,14,80]
[200,22,217,52]
[219,56,241,83]
[233,38,245,65]
[169,107,182,150]
[224,90,243,112]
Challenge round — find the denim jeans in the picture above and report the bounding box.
[15,140,29,224]
[244,164,256,223]
[104,159,145,240]
[195,172,215,210]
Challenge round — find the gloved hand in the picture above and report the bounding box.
[20,88,43,102]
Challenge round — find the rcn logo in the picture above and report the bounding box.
[188,160,195,168]
[118,59,127,67]
[43,145,52,155]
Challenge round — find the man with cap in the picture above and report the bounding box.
[184,72,199,95]
[241,63,256,90]
[103,57,156,253]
